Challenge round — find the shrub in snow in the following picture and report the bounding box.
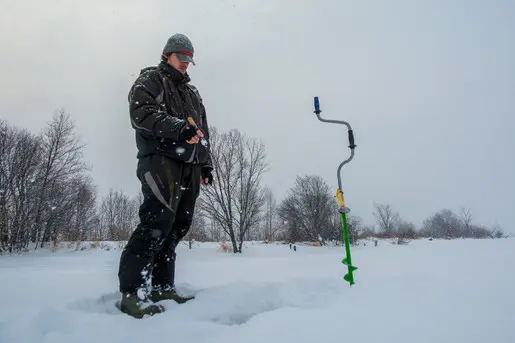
[218,241,233,253]
[397,238,409,245]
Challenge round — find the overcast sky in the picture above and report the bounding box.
[1,0,514,232]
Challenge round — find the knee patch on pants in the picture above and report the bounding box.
[149,229,164,252]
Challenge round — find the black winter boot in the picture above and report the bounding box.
[117,293,165,318]
[149,289,195,304]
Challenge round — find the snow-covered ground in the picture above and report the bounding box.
[1,238,514,343]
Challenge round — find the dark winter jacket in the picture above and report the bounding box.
[128,61,212,170]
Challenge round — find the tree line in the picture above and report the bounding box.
[0,110,505,254]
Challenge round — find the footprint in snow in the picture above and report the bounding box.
[66,291,122,315]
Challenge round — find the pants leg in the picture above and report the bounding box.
[151,162,201,291]
[118,154,184,294]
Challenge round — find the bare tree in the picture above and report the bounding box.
[234,131,268,248]
[0,112,93,251]
[421,207,503,239]
[184,207,210,244]
[0,120,11,251]
[421,208,462,238]
[467,224,493,239]
[260,187,280,242]
[33,109,89,248]
[1,124,41,251]
[66,175,97,248]
[373,202,400,235]
[459,208,473,237]
[492,224,504,239]
[198,127,269,253]
[397,220,417,239]
[99,189,138,241]
[278,174,336,244]
[206,214,225,242]
[346,215,362,245]
[359,224,375,239]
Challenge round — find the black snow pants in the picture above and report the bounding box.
[118,154,201,294]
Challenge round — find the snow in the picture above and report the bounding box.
[1,238,514,343]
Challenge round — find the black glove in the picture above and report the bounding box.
[201,167,213,185]
[178,121,198,141]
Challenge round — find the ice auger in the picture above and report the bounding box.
[313,96,358,286]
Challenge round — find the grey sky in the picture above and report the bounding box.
[1,0,514,232]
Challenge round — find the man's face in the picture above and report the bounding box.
[167,53,190,74]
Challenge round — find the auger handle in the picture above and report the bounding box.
[314,96,321,113]
[348,129,356,149]
[313,96,356,148]
[313,96,356,191]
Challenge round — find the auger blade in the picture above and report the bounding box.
[344,272,355,285]
[342,261,358,272]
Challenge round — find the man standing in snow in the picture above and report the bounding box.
[117,33,213,318]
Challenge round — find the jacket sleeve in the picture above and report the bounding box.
[200,101,214,171]
[128,71,185,140]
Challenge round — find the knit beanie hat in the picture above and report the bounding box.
[162,33,195,65]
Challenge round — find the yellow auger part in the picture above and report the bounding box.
[335,188,345,208]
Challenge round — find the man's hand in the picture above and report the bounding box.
[187,135,200,144]
[179,117,204,144]
[178,121,198,142]
[201,167,213,185]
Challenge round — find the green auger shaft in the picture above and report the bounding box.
[314,96,358,286]
[336,188,358,285]
[341,210,357,285]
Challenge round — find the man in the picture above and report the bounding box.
[117,33,213,318]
